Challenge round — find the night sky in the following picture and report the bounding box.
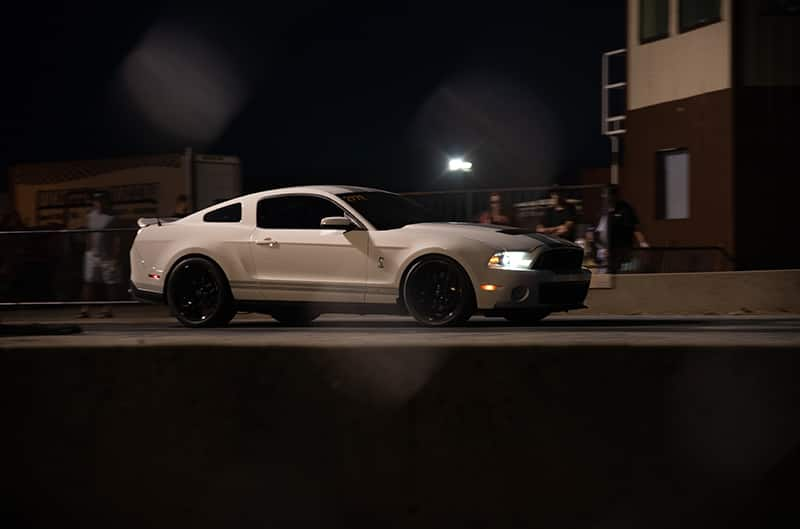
[1,1,625,194]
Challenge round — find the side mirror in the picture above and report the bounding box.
[320,216,356,230]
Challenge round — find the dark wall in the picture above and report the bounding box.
[736,0,800,88]
[733,0,800,270]
[2,344,799,528]
[622,90,735,255]
[733,87,800,270]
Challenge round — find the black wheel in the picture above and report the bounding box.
[402,256,474,326]
[167,257,235,328]
[504,309,550,323]
[270,307,320,326]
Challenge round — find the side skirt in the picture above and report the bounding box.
[235,300,408,316]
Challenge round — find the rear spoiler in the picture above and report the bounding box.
[137,217,180,228]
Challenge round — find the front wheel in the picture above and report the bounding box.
[402,256,475,326]
[167,257,235,328]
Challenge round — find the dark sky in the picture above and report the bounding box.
[1,1,625,194]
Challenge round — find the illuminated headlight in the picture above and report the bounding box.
[488,251,534,270]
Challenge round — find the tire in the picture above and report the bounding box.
[166,257,235,328]
[270,307,320,326]
[504,309,550,323]
[402,255,475,326]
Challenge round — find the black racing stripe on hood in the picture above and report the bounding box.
[496,228,537,235]
[496,228,577,248]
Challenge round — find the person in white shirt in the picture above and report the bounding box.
[79,192,120,318]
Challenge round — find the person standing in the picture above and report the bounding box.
[594,185,648,273]
[478,192,511,225]
[536,188,577,241]
[79,192,121,318]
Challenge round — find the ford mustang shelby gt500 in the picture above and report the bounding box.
[130,186,590,327]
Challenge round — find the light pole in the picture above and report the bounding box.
[447,157,473,220]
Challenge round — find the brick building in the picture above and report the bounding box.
[618,0,799,270]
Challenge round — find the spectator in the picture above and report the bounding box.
[594,185,648,273]
[536,187,577,241]
[478,192,511,225]
[173,194,190,218]
[79,192,121,318]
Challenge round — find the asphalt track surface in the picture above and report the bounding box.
[2,308,799,348]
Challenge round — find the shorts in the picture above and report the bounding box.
[83,251,121,285]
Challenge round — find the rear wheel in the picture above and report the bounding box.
[504,309,550,323]
[270,307,320,326]
[167,257,235,328]
[402,256,474,326]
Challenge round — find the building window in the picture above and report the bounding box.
[656,150,690,220]
[640,0,670,43]
[680,0,721,33]
[203,203,241,222]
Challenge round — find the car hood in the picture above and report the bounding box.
[401,222,579,251]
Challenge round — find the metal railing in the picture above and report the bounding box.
[623,246,735,274]
[402,184,607,225]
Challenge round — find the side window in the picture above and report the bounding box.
[203,203,241,223]
[257,196,344,229]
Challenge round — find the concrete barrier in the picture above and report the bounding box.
[2,270,797,319]
[586,269,800,314]
[2,343,798,528]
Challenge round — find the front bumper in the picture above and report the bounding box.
[474,268,591,313]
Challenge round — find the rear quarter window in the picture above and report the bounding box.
[203,203,241,223]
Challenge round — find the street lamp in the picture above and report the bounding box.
[447,157,474,219]
[447,157,473,172]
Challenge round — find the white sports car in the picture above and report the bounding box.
[130,186,590,327]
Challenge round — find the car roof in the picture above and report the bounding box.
[237,185,388,201]
[271,184,383,194]
[189,185,390,219]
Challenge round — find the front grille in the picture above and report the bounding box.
[533,248,583,274]
[539,281,589,305]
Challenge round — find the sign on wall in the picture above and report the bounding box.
[36,183,160,227]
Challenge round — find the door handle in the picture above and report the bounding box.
[255,237,278,247]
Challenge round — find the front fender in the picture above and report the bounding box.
[392,244,489,298]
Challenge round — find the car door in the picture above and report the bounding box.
[248,194,369,303]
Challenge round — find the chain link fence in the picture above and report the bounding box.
[404,184,607,271]
[0,227,138,305]
[1,185,735,305]
[403,185,734,274]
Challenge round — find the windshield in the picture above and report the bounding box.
[338,192,439,230]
